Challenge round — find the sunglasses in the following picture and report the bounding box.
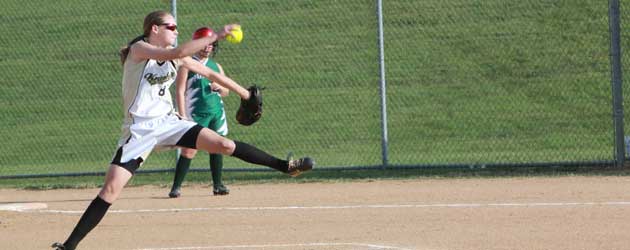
[159,23,177,32]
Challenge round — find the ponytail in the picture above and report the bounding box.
[120,10,170,65]
[211,41,219,58]
[119,35,146,65]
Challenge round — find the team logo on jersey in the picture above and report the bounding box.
[190,74,204,81]
[144,71,176,85]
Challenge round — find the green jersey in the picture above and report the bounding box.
[183,57,228,136]
[185,57,224,116]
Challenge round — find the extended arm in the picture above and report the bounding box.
[181,57,249,99]
[211,63,230,98]
[128,24,237,63]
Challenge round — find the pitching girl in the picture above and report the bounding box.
[52,10,313,250]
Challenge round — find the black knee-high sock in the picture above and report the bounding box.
[231,141,288,172]
[172,156,192,189]
[63,196,111,250]
[210,153,223,185]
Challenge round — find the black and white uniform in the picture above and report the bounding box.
[111,56,201,172]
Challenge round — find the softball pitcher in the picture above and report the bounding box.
[52,10,314,250]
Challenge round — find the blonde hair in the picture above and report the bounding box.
[119,10,171,65]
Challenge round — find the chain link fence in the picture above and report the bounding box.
[0,0,628,177]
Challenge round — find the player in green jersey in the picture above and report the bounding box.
[169,27,231,197]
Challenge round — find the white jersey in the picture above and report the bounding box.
[121,58,181,124]
[114,56,196,163]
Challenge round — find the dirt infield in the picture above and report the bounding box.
[2,176,630,250]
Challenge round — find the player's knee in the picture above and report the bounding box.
[216,138,235,155]
[181,148,197,158]
[98,184,120,203]
[196,129,234,155]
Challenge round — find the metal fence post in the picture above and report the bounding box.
[376,0,389,168]
[608,0,625,167]
[171,0,180,164]
[171,0,178,46]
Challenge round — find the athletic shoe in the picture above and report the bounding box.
[51,242,66,250]
[168,187,181,198]
[286,153,315,177]
[213,184,230,195]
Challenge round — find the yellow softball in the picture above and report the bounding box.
[226,26,243,44]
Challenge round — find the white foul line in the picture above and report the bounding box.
[33,201,630,214]
[0,202,47,212]
[134,242,414,250]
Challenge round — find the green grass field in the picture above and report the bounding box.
[1,0,629,178]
